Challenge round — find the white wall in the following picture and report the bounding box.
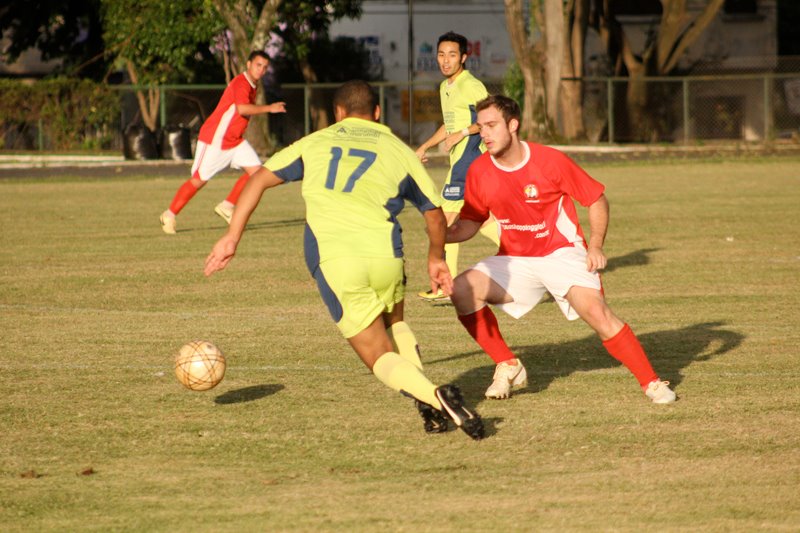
[329,0,512,83]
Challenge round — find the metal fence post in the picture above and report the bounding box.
[379,85,385,125]
[683,78,690,144]
[303,84,311,135]
[160,86,166,128]
[764,74,772,141]
[607,78,614,144]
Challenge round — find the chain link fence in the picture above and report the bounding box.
[2,74,799,156]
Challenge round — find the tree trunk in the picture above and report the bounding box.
[126,60,159,132]
[504,0,546,140]
[543,0,564,130]
[593,0,725,141]
[213,0,282,155]
[558,0,588,140]
[300,58,330,130]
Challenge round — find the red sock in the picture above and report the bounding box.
[602,323,658,388]
[458,306,516,364]
[169,178,201,215]
[225,172,251,205]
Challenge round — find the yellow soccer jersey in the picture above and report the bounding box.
[266,117,442,270]
[440,69,488,134]
[440,70,488,201]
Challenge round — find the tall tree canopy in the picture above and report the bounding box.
[0,0,108,79]
[100,0,223,131]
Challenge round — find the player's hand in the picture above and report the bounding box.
[204,235,238,276]
[443,131,464,152]
[585,245,607,272]
[268,102,287,113]
[415,146,429,164]
[428,259,453,296]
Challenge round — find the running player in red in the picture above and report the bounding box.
[447,95,676,404]
[160,51,286,234]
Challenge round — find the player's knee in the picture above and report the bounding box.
[452,271,484,312]
[582,302,616,333]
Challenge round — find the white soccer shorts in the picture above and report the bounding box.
[191,140,262,181]
[470,245,602,321]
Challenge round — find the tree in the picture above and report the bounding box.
[504,0,587,141]
[210,0,281,153]
[591,0,726,139]
[100,0,222,132]
[0,1,108,79]
[556,0,589,140]
[272,0,363,130]
[503,0,547,140]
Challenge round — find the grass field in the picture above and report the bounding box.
[1,158,799,532]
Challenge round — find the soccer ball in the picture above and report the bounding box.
[174,340,226,391]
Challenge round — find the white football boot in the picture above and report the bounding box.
[485,360,528,399]
[160,212,176,234]
[645,380,677,404]
[214,202,234,224]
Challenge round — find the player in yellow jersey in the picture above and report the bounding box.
[415,31,500,301]
[204,80,484,440]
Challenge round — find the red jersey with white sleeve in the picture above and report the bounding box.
[198,73,257,150]
[460,142,605,257]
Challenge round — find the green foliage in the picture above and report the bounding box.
[276,0,363,62]
[0,0,109,80]
[502,61,525,112]
[273,36,379,83]
[0,78,118,150]
[100,0,223,84]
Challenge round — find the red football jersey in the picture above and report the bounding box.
[460,142,605,257]
[198,73,257,149]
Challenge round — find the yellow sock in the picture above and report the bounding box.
[479,217,501,246]
[372,352,441,408]
[444,242,459,278]
[387,321,423,370]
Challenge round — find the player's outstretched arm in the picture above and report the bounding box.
[204,167,284,277]
[422,208,453,296]
[236,102,287,116]
[585,194,610,272]
[445,216,481,244]
[415,124,447,163]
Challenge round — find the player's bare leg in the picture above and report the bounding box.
[565,285,676,403]
[419,210,459,301]
[452,269,527,399]
[215,164,263,224]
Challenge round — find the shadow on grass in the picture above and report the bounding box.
[214,384,285,404]
[430,321,743,402]
[170,218,306,235]
[605,247,660,272]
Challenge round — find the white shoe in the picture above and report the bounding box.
[485,360,528,399]
[214,202,234,224]
[645,380,676,404]
[160,212,176,234]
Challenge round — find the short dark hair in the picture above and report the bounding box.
[476,95,521,124]
[248,50,270,62]
[333,80,377,116]
[437,31,468,57]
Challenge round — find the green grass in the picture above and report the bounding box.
[1,159,799,531]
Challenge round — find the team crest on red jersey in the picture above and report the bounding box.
[524,184,539,202]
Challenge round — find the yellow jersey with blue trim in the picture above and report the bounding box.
[440,70,488,200]
[265,117,442,270]
[440,69,488,135]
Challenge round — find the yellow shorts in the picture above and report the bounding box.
[313,257,406,338]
